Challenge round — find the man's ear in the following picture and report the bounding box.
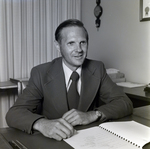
[54,40,60,53]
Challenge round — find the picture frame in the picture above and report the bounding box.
[140,0,150,21]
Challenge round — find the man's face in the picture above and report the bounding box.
[57,26,88,71]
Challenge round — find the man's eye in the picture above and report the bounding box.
[80,41,87,45]
[68,42,74,46]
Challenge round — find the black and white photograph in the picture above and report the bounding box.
[0,0,150,149]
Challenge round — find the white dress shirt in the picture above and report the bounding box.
[62,61,81,95]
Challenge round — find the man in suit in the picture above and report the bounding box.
[6,19,133,141]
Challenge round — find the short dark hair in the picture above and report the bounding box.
[55,19,89,43]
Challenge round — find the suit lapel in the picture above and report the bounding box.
[44,58,69,116]
[78,60,100,111]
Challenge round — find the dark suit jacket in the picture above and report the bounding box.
[6,57,133,134]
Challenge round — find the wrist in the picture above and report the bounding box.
[95,110,102,120]
[33,118,46,131]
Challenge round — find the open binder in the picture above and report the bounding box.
[64,121,150,149]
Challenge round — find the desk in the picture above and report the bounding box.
[0,78,28,95]
[0,106,150,149]
[133,105,150,120]
[0,81,17,93]
[10,78,29,95]
[0,81,18,129]
[0,81,18,99]
[123,86,150,108]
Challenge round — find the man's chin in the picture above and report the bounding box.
[73,60,85,67]
[74,56,85,62]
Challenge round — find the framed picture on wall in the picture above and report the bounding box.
[140,0,150,21]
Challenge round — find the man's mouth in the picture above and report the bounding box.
[74,55,83,59]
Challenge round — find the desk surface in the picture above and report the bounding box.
[133,105,150,120]
[123,86,150,101]
[0,106,150,149]
[0,81,17,89]
[123,86,150,108]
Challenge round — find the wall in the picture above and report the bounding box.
[81,0,150,84]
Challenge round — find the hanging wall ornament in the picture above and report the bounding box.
[94,0,103,30]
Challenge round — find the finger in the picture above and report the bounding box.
[69,115,82,126]
[63,111,82,125]
[55,127,68,139]
[46,121,71,139]
[65,114,78,124]
[52,133,63,141]
[63,109,79,122]
[62,109,76,119]
[63,113,75,122]
[58,119,75,137]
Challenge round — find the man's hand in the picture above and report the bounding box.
[33,118,76,141]
[62,109,98,126]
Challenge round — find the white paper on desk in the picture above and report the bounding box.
[64,126,139,149]
[99,121,150,148]
[116,82,146,88]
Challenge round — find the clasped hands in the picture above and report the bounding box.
[33,109,98,141]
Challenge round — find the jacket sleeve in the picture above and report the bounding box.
[95,63,133,121]
[6,67,45,134]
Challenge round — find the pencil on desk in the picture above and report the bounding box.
[16,140,28,149]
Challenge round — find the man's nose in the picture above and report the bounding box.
[76,43,82,52]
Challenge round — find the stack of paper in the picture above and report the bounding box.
[106,68,126,83]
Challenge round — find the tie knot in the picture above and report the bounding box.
[70,71,79,81]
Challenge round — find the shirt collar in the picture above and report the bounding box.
[62,61,82,86]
